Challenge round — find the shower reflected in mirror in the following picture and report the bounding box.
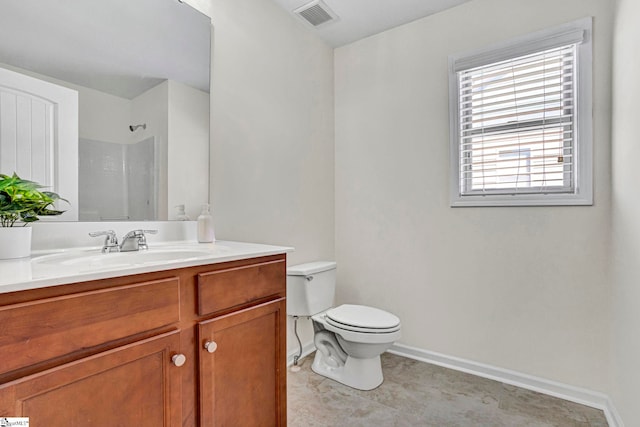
[129,124,147,132]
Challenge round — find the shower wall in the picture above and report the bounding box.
[127,137,156,220]
[79,137,156,221]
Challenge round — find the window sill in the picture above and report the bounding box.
[450,193,593,207]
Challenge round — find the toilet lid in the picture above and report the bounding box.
[325,304,400,330]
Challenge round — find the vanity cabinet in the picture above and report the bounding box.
[0,253,287,426]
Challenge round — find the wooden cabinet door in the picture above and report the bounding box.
[0,330,183,426]
[198,298,286,427]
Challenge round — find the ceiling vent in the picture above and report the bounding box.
[294,0,339,28]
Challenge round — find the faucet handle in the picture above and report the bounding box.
[120,229,158,251]
[122,229,157,239]
[89,229,116,238]
[123,229,157,236]
[89,230,119,253]
[89,230,117,243]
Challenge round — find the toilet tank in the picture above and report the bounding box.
[286,261,337,316]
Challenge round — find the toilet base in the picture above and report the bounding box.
[311,351,384,391]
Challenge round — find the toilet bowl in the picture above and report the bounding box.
[310,304,401,390]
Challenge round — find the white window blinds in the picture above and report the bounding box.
[457,44,577,195]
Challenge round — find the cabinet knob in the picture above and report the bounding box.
[172,353,187,367]
[204,341,218,353]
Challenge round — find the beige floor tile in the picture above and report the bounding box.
[287,353,608,427]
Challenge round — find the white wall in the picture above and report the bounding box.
[205,0,335,353]
[335,0,613,393]
[611,0,640,423]
[79,88,130,145]
[208,0,334,261]
[167,80,210,221]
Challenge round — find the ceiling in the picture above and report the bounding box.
[270,0,473,47]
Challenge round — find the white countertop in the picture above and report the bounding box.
[0,240,292,294]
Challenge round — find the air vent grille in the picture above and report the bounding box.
[294,0,338,28]
[299,4,332,26]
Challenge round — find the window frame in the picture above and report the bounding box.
[448,18,593,207]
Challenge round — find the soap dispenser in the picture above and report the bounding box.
[197,204,215,243]
[175,204,190,221]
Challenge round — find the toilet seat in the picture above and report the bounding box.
[325,304,401,333]
[326,318,401,333]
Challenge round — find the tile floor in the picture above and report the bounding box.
[287,352,608,427]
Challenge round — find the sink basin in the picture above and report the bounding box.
[32,246,229,269]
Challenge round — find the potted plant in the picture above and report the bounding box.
[0,173,67,259]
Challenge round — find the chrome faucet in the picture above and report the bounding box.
[89,230,119,253]
[119,229,158,252]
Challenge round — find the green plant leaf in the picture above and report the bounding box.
[0,172,68,227]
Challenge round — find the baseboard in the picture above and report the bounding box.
[287,340,315,367]
[388,343,624,427]
[604,398,625,427]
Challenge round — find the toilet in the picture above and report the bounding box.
[287,261,401,390]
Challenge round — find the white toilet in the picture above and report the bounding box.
[287,261,401,390]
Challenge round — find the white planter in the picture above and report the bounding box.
[0,226,32,259]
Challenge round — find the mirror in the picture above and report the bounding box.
[0,0,211,221]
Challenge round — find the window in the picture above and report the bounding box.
[449,18,593,206]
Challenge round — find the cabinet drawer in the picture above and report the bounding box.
[0,277,180,376]
[197,259,285,316]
